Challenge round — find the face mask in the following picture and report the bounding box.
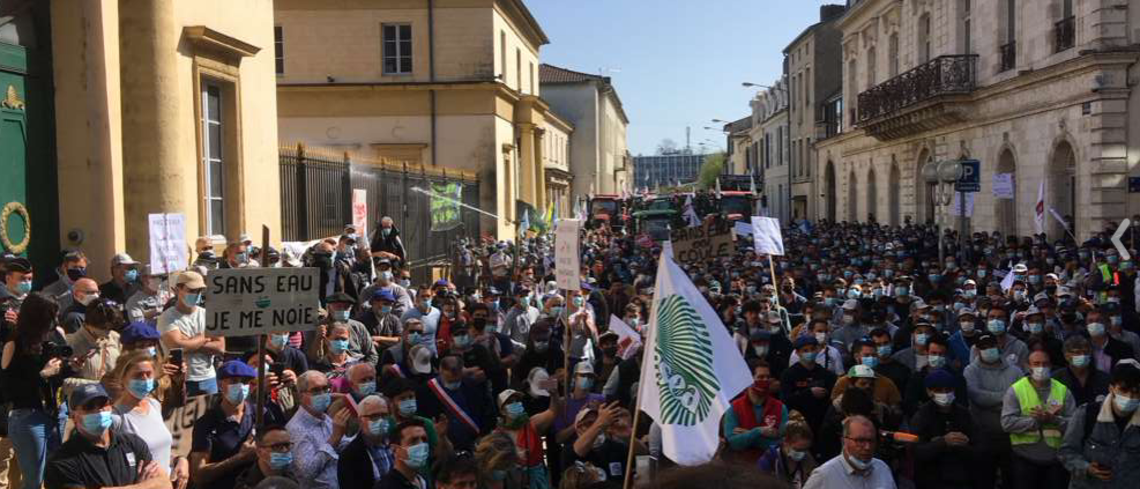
[847,454,871,471]
[1026,322,1044,334]
[453,335,471,348]
[1013,290,1027,301]
[444,379,461,390]
[403,442,430,469]
[977,269,987,278]
[329,339,350,354]
[81,410,113,436]
[842,315,855,325]
[332,310,350,322]
[369,418,391,437]
[894,286,909,297]
[1070,355,1090,368]
[270,334,289,349]
[182,293,201,307]
[15,281,31,295]
[801,351,818,364]
[928,274,941,283]
[963,289,976,298]
[398,279,411,288]
[398,399,418,416]
[575,377,594,391]
[981,347,1001,363]
[932,392,955,407]
[987,319,1006,335]
[861,356,879,369]
[505,401,526,419]
[379,271,394,282]
[928,355,947,368]
[959,321,975,333]
[573,296,585,308]
[815,332,828,345]
[1031,366,1051,381]
[226,383,250,404]
[269,452,293,471]
[877,345,892,357]
[67,267,87,282]
[914,333,929,347]
[124,269,139,283]
[310,392,331,413]
[356,381,376,397]
[1111,316,1123,327]
[753,344,769,357]
[78,293,100,306]
[1114,393,1140,413]
[787,449,807,461]
[1088,322,1107,337]
[143,346,157,357]
[382,228,392,237]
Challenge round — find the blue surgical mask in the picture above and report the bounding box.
[981,347,1001,363]
[1114,393,1140,413]
[575,377,594,391]
[128,378,155,399]
[398,399,418,416]
[329,339,350,354]
[356,381,376,397]
[310,392,331,413]
[407,332,421,344]
[369,418,391,437]
[270,334,289,349]
[144,346,157,357]
[404,442,430,469]
[182,293,201,307]
[1070,355,1090,368]
[801,351,818,364]
[877,345,892,357]
[914,333,929,346]
[928,355,947,368]
[380,271,394,282]
[226,383,250,404]
[506,401,526,418]
[81,410,113,436]
[15,281,31,295]
[1088,322,1107,337]
[861,356,879,369]
[987,319,1006,335]
[453,335,471,348]
[269,452,293,471]
[124,269,139,283]
[332,310,350,322]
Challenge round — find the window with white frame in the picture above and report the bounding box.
[382,24,412,75]
[201,82,225,237]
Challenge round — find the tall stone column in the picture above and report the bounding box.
[534,128,546,211]
[119,0,183,259]
[518,123,537,206]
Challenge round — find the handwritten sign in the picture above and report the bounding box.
[352,189,368,238]
[555,219,582,290]
[205,268,320,337]
[148,213,187,275]
[670,220,733,264]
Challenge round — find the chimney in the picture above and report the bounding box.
[821,4,847,22]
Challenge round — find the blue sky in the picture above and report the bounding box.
[527,0,836,156]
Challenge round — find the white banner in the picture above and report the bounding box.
[352,189,368,238]
[608,315,643,360]
[554,220,581,290]
[751,216,785,256]
[205,268,321,337]
[949,192,975,217]
[148,213,188,275]
[993,173,1015,199]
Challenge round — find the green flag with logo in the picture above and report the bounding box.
[430,182,463,232]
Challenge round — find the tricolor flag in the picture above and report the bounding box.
[1035,180,1046,235]
[1049,206,1069,231]
[636,251,751,465]
[682,196,701,228]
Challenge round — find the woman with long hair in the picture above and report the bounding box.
[109,349,189,489]
[1,292,68,489]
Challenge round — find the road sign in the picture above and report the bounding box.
[1113,219,1132,261]
[205,268,321,337]
[555,219,581,290]
[955,159,980,192]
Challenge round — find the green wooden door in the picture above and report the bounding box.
[0,42,28,256]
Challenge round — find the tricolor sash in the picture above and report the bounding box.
[427,377,481,434]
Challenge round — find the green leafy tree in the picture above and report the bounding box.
[698,152,726,190]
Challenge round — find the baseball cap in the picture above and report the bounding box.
[4,257,30,273]
[924,368,956,389]
[120,322,161,344]
[848,364,876,379]
[574,406,600,426]
[497,389,525,409]
[175,271,206,289]
[70,383,109,408]
[371,289,396,302]
[410,345,433,375]
[793,336,819,350]
[111,253,139,267]
[218,360,258,380]
[326,292,355,305]
[527,367,551,398]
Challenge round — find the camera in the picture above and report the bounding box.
[42,341,73,360]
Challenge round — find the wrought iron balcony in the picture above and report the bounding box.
[999,41,1017,72]
[1055,17,1075,52]
[856,54,978,124]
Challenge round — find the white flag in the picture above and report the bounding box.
[1035,180,1046,234]
[752,216,785,256]
[1048,206,1070,231]
[608,315,643,360]
[637,251,751,465]
[682,196,701,228]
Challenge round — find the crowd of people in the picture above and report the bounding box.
[1,212,1140,489]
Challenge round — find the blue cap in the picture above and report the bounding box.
[924,368,956,389]
[792,336,819,350]
[434,279,450,287]
[120,322,160,345]
[218,360,258,380]
[371,289,396,302]
[69,383,109,407]
[749,329,772,341]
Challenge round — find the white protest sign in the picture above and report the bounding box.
[352,189,368,238]
[555,219,581,290]
[733,220,754,238]
[148,213,188,275]
[609,315,643,360]
[993,173,1015,199]
[205,268,321,337]
[751,216,785,256]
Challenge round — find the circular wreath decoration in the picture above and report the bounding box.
[1,201,30,254]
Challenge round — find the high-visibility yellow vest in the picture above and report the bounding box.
[1010,377,1068,448]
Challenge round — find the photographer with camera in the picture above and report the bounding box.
[64,298,123,398]
[1,292,72,489]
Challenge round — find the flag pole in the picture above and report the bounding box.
[767,254,786,334]
[621,392,645,489]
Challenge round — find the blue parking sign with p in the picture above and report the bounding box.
[955,159,980,192]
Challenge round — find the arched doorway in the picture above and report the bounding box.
[848,169,858,222]
[996,148,1018,237]
[915,148,934,224]
[889,158,901,226]
[867,166,878,223]
[1049,141,1077,239]
[825,161,837,222]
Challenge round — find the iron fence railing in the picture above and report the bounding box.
[856,54,978,123]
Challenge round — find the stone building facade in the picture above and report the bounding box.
[751,80,790,221]
[815,0,1138,241]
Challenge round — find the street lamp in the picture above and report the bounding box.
[922,159,966,263]
[711,119,727,123]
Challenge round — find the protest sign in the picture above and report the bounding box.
[430,182,463,231]
[993,173,1015,199]
[670,219,733,264]
[555,219,582,290]
[352,189,368,237]
[205,268,320,337]
[609,315,643,360]
[733,220,754,238]
[751,216,785,256]
[148,213,188,275]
